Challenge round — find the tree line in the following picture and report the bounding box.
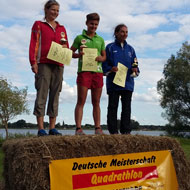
[1,119,165,131]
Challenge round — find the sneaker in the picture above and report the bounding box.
[75,128,85,135]
[38,129,48,137]
[49,128,62,136]
[95,127,104,135]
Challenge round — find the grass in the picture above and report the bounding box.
[176,137,190,160]
[0,136,189,182]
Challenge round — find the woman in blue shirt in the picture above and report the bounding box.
[103,24,139,134]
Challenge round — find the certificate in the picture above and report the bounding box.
[113,62,128,87]
[82,48,98,72]
[47,41,72,65]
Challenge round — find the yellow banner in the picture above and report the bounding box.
[49,150,178,190]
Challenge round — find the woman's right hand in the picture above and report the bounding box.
[111,66,118,72]
[31,64,38,74]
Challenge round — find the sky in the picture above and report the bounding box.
[0,0,190,126]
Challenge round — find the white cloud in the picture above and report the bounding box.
[175,15,190,38]
[135,58,165,88]
[59,11,86,34]
[63,59,78,80]
[0,24,30,55]
[0,0,43,20]
[27,92,36,103]
[59,81,77,103]
[115,14,168,34]
[152,0,190,11]
[130,31,184,53]
[133,87,161,104]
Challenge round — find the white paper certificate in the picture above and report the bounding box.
[82,48,98,72]
[47,41,72,65]
[113,62,128,87]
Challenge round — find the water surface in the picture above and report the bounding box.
[0,129,166,138]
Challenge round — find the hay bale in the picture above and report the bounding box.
[0,181,5,190]
[2,135,190,190]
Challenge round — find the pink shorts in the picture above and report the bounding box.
[77,72,103,89]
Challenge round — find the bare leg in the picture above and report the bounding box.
[75,85,88,128]
[37,116,44,130]
[49,117,56,130]
[91,88,102,128]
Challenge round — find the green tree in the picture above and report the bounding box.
[117,119,140,130]
[55,122,61,128]
[131,119,140,130]
[0,77,29,139]
[14,119,26,128]
[157,42,190,129]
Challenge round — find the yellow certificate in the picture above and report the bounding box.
[47,41,72,65]
[82,48,98,72]
[113,62,128,87]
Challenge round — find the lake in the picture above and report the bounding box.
[0,128,166,138]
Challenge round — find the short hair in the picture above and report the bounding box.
[114,24,127,38]
[44,0,59,19]
[86,13,100,22]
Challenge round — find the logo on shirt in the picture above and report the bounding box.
[81,39,87,48]
[61,32,65,38]
[81,39,87,45]
[128,52,132,57]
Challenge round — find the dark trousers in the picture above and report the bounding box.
[107,90,133,134]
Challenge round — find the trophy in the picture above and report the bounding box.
[60,32,67,45]
[131,58,139,78]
